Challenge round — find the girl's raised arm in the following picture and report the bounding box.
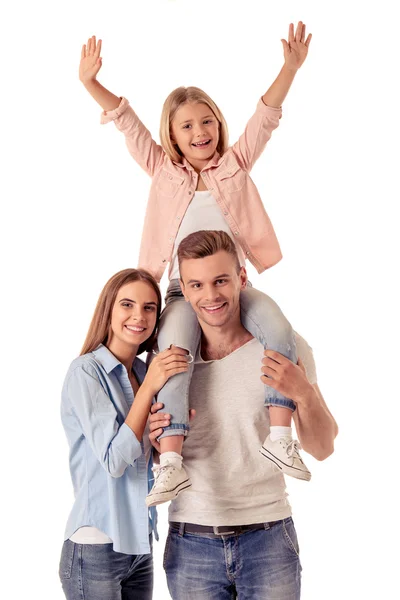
[262,21,312,108]
[78,35,164,177]
[230,21,312,172]
[79,36,120,111]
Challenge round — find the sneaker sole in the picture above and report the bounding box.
[259,447,311,482]
[145,480,192,507]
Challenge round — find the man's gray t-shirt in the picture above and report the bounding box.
[168,333,317,526]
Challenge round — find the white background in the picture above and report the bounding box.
[1,0,399,598]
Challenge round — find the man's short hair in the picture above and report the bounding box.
[177,230,241,275]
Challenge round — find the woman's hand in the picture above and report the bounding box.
[79,35,103,85]
[143,347,189,398]
[281,21,312,72]
[149,402,196,453]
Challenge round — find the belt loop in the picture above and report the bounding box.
[178,522,185,537]
[263,522,271,530]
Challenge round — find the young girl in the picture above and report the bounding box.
[79,21,313,507]
[59,268,188,599]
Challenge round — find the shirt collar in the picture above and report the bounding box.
[92,344,146,380]
[92,344,124,374]
[173,152,222,171]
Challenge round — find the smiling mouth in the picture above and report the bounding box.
[125,325,146,333]
[192,139,212,148]
[201,302,227,314]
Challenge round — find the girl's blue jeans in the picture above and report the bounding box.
[157,280,297,438]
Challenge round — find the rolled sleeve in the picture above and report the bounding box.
[99,96,164,176]
[67,366,142,478]
[256,97,282,120]
[231,98,283,171]
[113,422,142,467]
[100,97,130,124]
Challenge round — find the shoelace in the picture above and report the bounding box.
[286,439,303,462]
[152,464,173,482]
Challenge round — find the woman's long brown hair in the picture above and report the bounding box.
[80,268,162,357]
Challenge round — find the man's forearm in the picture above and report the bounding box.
[293,384,338,461]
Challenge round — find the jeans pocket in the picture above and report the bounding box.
[163,529,173,571]
[59,540,75,580]
[282,518,300,557]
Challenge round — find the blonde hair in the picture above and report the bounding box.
[160,86,229,163]
[178,230,241,275]
[80,268,162,357]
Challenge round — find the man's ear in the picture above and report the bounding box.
[239,266,248,290]
[180,278,190,302]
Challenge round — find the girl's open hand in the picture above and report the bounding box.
[79,35,102,84]
[282,22,312,71]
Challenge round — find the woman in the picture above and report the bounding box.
[59,268,188,600]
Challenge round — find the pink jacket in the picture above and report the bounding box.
[101,97,283,283]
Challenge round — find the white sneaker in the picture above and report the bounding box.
[259,435,311,481]
[145,463,192,507]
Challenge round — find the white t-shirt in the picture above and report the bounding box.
[169,190,246,280]
[168,332,317,526]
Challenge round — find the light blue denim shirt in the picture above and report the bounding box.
[61,344,158,555]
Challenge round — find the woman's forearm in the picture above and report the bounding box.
[124,381,155,442]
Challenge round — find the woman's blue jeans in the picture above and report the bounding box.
[59,538,153,600]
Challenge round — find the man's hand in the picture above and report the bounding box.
[149,402,196,453]
[262,349,338,460]
[261,351,313,405]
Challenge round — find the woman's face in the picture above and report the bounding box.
[108,280,159,352]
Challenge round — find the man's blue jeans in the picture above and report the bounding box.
[59,538,153,600]
[164,518,301,599]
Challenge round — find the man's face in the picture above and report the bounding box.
[180,250,247,329]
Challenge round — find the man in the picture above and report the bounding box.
[150,230,338,599]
